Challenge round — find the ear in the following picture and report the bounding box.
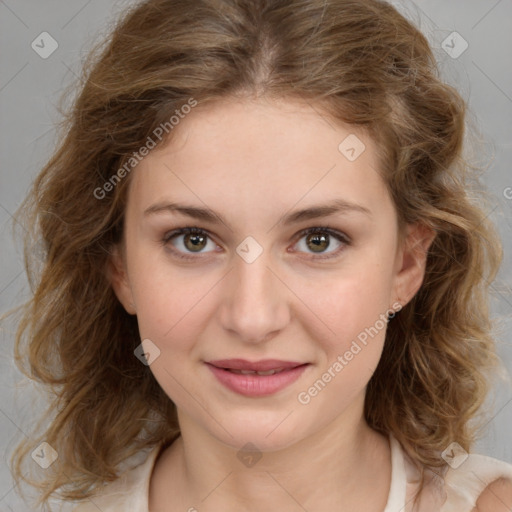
[106,244,137,315]
[391,222,436,308]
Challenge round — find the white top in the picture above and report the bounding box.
[72,435,512,511]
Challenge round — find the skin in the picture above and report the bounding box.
[474,478,512,512]
[109,96,436,511]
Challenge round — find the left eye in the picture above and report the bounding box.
[162,226,350,260]
[292,227,350,258]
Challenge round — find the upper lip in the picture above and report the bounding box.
[207,359,307,371]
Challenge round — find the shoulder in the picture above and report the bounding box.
[442,451,512,512]
[473,477,512,512]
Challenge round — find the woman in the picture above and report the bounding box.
[9,0,512,510]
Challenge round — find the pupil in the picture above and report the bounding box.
[186,234,206,251]
[308,233,329,252]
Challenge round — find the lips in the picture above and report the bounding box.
[207,359,305,372]
[205,359,310,397]
[225,368,286,376]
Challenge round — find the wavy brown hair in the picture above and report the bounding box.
[6,0,506,509]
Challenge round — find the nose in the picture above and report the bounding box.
[218,245,290,344]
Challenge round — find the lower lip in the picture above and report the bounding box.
[206,363,309,397]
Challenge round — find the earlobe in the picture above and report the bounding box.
[107,245,137,315]
[392,222,436,308]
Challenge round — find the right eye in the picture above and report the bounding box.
[162,227,220,260]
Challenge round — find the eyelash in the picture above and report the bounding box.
[161,226,351,262]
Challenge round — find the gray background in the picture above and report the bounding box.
[1,1,511,510]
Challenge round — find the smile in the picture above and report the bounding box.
[226,368,286,376]
[205,359,310,397]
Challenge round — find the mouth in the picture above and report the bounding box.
[205,359,310,397]
[207,358,307,371]
[220,367,291,376]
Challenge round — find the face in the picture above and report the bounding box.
[110,97,432,451]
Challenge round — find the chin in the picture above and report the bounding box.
[206,411,309,453]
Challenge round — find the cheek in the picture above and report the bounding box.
[133,271,211,347]
[130,267,215,405]
[294,274,392,410]
[125,230,213,331]
[293,263,394,351]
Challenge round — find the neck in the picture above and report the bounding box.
[150,396,391,511]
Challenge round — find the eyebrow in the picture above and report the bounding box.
[143,198,372,229]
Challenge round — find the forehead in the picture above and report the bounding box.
[127,97,392,224]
